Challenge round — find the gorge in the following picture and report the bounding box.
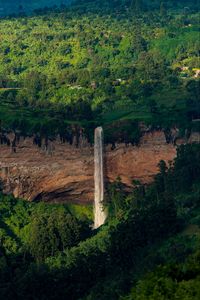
[0,1,199,299]
[0,129,199,205]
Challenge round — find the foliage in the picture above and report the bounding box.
[0,195,92,258]
[123,250,200,300]
[28,210,83,262]
[0,144,199,299]
[0,0,199,299]
[0,0,199,141]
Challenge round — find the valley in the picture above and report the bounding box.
[0,1,199,299]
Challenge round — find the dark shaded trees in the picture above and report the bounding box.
[28,210,82,262]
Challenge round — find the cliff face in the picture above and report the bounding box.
[0,131,199,204]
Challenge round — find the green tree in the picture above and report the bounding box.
[28,211,81,262]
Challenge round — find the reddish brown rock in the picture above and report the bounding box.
[0,131,199,204]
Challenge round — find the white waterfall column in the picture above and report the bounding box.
[94,127,107,228]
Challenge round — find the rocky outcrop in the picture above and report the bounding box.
[0,130,199,204]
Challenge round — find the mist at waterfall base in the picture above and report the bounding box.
[94,127,107,229]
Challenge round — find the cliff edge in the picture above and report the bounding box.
[0,130,199,203]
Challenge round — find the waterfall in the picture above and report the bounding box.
[94,127,107,228]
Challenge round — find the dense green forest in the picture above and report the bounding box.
[0,143,200,299]
[0,1,200,299]
[0,0,72,15]
[0,0,199,144]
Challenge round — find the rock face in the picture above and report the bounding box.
[0,131,199,204]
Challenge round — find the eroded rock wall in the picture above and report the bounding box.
[0,131,199,203]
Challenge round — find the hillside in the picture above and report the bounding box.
[0,0,199,144]
[0,0,72,15]
[0,143,200,299]
[0,1,200,299]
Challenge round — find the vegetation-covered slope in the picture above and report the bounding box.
[0,0,72,15]
[0,0,199,143]
[0,2,200,299]
[0,143,200,299]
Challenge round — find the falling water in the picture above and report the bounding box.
[94,127,107,228]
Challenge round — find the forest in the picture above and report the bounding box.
[0,1,72,15]
[0,0,199,144]
[0,0,200,299]
[0,143,200,299]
